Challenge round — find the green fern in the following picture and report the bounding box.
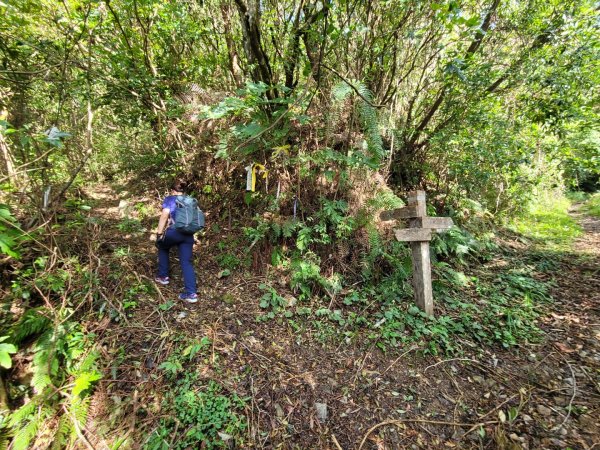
[362,224,385,279]
[363,189,404,223]
[10,308,51,344]
[11,419,38,450]
[31,330,60,393]
[8,395,41,428]
[0,430,9,450]
[11,405,53,450]
[327,82,353,144]
[355,82,384,163]
[69,396,90,442]
[332,82,353,102]
[0,416,11,450]
[330,81,385,165]
[50,415,73,450]
[5,287,100,449]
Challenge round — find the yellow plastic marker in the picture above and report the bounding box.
[245,163,268,192]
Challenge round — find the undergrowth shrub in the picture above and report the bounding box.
[0,200,108,449]
[252,219,554,354]
[0,204,24,258]
[146,377,247,450]
[3,312,101,449]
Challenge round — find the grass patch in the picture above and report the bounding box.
[583,192,600,218]
[511,193,582,248]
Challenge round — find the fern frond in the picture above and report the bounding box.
[361,224,384,278]
[331,80,385,165]
[327,81,355,141]
[11,418,38,450]
[8,399,39,428]
[12,404,55,450]
[356,82,384,163]
[77,349,99,373]
[70,396,90,426]
[331,82,353,102]
[31,330,60,393]
[10,308,51,344]
[366,189,404,215]
[31,348,54,393]
[8,386,55,429]
[50,414,73,450]
[0,432,9,450]
[367,225,383,253]
[67,396,90,445]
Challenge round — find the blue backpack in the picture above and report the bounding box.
[174,195,205,234]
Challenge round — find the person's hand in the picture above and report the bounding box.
[154,232,166,246]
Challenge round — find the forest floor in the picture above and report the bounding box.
[81,185,599,450]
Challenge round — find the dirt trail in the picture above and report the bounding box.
[84,186,600,449]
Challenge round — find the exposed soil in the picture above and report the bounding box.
[84,188,599,450]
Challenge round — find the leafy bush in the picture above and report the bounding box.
[258,283,288,320]
[116,218,146,234]
[215,252,241,270]
[1,252,103,450]
[0,204,23,258]
[145,375,247,450]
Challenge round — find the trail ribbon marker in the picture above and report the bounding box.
[380,190,453,316]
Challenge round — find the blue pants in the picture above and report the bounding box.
[157,228,197,295]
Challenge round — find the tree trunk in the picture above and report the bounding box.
[221,3,243,87]
[233,0,273,94]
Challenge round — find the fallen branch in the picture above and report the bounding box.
[554,346,577,428]
[424,358,479,371]
[331,433,343,450]
[381,345,418,375]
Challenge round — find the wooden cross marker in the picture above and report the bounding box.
[380,190,453,316]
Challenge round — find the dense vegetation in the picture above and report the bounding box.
[0,0,598,448]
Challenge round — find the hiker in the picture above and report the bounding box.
[154,180,198,303]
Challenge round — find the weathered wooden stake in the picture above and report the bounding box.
[407,191,433,315]
[380,190,453,316]
[411,241,433,315]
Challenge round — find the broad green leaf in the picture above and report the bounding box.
[0,352,12,369]
[72,371,102,397]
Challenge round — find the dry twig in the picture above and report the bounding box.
[424,358,479,371]
[554,347,578,428]
[358,418,498,450]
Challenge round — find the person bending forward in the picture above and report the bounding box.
[154,181,198,303]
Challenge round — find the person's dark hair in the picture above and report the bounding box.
[171,180,187,193]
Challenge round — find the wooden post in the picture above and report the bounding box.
[411,241,433,315]
[407,191,433,315]
[380,190,453,317]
